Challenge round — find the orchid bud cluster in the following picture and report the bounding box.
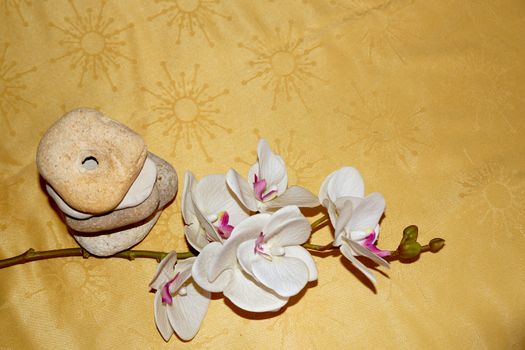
[148,139,430,342]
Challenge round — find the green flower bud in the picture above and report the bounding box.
[401,225,418,244]
[398,241,422,259]
[429,238,445,253]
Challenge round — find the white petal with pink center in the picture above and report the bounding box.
[226,139,319,213]
[191,206,317,312]
[182,171,250,252]
[319,167,390,285]
[149,252,210,341]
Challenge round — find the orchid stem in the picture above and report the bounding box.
[0,248,195,269]
[387,244,435,260]
[303,242,336,251]
[310,214,329,230]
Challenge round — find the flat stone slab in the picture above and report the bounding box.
[65,184,160,233]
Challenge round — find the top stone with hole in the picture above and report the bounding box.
[37,108,147,214]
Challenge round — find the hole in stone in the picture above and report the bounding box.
[82,156,99,171]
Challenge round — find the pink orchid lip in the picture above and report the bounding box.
[254,232,272,260]
[216,211,234,239]
[161,272,180,305]
[253,174,277,202]
[363,231,391,257]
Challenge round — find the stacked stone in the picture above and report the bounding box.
[36,108,178,256]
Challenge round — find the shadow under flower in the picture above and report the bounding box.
[339,254,393,294]
[301,206,324,218]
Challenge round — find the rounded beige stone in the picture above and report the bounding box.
[148,152,178,208]
[60,152,177,233]
[64,185,160,233]
[37,108,147,214]
[46,156,158,220]
[72,212,161,257]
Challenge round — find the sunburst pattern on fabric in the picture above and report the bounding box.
[330,0,416,63]
[449,53,518,133]
[148,0,232,47]
[49,0,135,91]
[2,0,32,26]
[24,263,109,327]
[239,21,323,111]
[0,43,36,136]
[337,84,430,170]
[142,63,231,161]
[459,163,525,240]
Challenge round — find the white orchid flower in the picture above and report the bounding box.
[149,252,210,341]
[191,206,318,313]
[319,167,390,285]
[182,171,250,252]
[226,139,319,213]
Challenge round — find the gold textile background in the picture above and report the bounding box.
[1,1,524,349]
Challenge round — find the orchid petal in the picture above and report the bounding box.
[369,226,381,245]
[276,174,288,197]
[251,255,309,297]
[184,224,208,253]
[223,268,288,313]
[327,167,365,201]
[226,169,258,212]
[362,229,390,257]
[283,246,318,282]
[191,190,222,243]
[154,290,174,341]
[247,163,259,187]
[216,212,234,239]
[347,239,389,268]
[318,172,331,207]
[160,258,195,305]
[340,243,377,285]
[166,282,211,341]
[253,177,267,202]
[170,258,195,290]
[149,251,178,290]
[208,214,270,281]
[181,171,197,225]
[321,167,364,206]
[339,195,363,209]
[219,211,229,227]
[257,139,288,195]
[346,192,385,232]
[333,198,353,242]
[363,241,391,258]
[195,174,247,222]
[264,206,311,247]
[237,239,257,277]
[192,242,232,293]
[161,278,175,304]
[326,200,341,245]
[264,186,320,209]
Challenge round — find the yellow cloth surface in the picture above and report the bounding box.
[1,0,524,348]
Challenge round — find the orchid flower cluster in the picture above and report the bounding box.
[150,139,396,342]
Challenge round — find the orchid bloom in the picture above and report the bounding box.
[149,252,210,341]
[191,206,318,312]
[319,167,390,285]
[182,171,250,251]
[226,139,319,213]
